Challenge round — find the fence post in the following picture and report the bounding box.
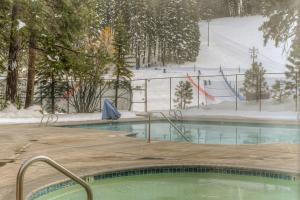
[259,73,262,112]
[169,77,172,110]
[235,74,238,111]
[51,74,55,114]
[67,81,70,114]
[148,114,151,143]
[145,79,148,112]
[99,84,102,112]
[296,73,298,112]
[197,76,200,109]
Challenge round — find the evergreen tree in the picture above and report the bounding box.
[0,0,11,73]
[174,81,193,109]
[284,22,300,99]
[260,0,299,47]
[261,0,299,101]
[96,0,201,67]
[34,0,98,112]
[243,62,270,101]
[112,12,133,108]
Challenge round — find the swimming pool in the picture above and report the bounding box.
[66,121,300,145]
[30,167,300,200]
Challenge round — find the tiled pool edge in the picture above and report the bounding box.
[27,165,300,200]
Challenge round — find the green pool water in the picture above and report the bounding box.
[34,173,300,200]
[66,121,300,145]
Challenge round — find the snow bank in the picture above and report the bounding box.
[0,108,138,125]
[0,104,42,118]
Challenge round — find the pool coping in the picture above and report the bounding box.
[27,164,300,200]
[54,115,300,127]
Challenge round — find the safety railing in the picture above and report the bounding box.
[16,156,93,200]
[147,112,189,143]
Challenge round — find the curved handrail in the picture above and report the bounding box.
[16,156,93,200]
[175,110,183,120]
[168,109,183,121]
[40,114,59,127]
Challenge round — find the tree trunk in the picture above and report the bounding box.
[6,2,21,103]
[162,44,166,66]
[136,43,141,69]
[25,31,37,108]
[147,36,152,67]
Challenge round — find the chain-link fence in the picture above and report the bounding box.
[0,71,298,113]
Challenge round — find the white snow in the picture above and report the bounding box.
[0,104,42,118]
[198,16,290,73]
[0,112,138,125]
[0,104,138,124]
[17,19,26,30]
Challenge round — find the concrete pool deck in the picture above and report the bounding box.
[0,124,299,200]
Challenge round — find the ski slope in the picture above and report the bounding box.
[197,15,289,73]
[133,15,289,78]
[131,16,290,111]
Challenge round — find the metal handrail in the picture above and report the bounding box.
[40,114,59,127]
[16,156,93,200]
[169,109,183,120]
[149,112,189,142]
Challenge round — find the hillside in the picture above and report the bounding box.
[197,15,290,73]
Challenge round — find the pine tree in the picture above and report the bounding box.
[174,81,193,109]
[0,0,10,73]
[243,62,270,101]
[34,0,97,112]
[284,21,300,99]
[260,0,299,102]
[260,0,299,47]
[112,12,133,108]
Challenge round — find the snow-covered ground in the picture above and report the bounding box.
[133,16,289,77]
[198,16,289,73]
[0,104,137,124]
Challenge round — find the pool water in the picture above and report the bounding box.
[34,173,300,200]
[67,121,300,145]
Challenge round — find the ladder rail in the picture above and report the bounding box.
[175,110,183,120]
[168,109,183,121]
[149,112,189,142]
[16,156,93,200]
[40,114,59,127]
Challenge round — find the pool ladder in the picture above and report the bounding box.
[147,111,189,143]
[40,113,59,127]
[16,156,93,200]
[169,109,183,121]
